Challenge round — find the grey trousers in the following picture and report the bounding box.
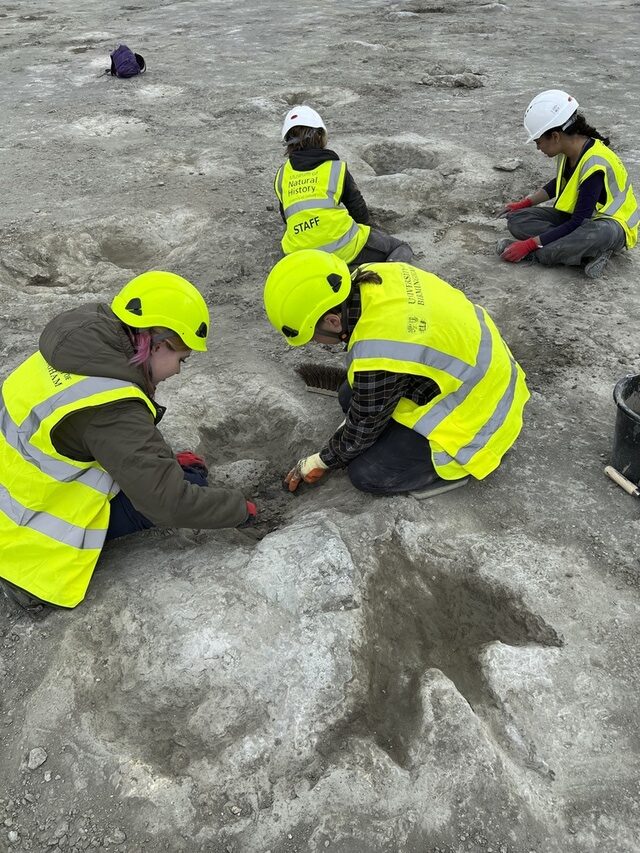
[351,227,414,267]
[506,208,625,267]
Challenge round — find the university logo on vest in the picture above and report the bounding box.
[46,363,72,388]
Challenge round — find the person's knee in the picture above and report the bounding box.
[347,462,380,493]
[387,242,414,263]
[532,249,556,267]
[506,211,532,240]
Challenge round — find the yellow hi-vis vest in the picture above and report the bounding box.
[346,264,530,480]
[554,138,639,249]
[0,352,156,607]
[274,159,370,262]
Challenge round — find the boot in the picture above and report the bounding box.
[584,251,612,279]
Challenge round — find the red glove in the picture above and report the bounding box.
[176,451,208,473]
[498,197,533,217]
[500,237,538,263]
[237,500,257,528]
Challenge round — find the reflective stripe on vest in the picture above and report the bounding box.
[346,306,517,464]
[0,352,156,607]
[554,140,639,248]
[0,482,105,550]
[274,159,370,262]
[432,359,518,467]
[281,160,343,218]
[317,221,362,254]
[345,264,529,480]
[0,381,123,495]
[577,155,633,222]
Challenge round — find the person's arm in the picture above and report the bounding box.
[541,179,557,200]
[538,171,604,246]
[57,400,248,529]
[319,371,410,467]
[499,186,550,216]
[340,169,371,224]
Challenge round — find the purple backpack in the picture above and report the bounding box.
[109,44,146,78]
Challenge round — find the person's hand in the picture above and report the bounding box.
[176,450,208,473]
[497,197,533,217]
[500,237,539,263]
[237,500,257,528]
[284,453,328,492]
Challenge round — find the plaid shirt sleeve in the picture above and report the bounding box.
[319,370,411,468]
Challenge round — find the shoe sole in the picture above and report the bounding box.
[584,252,612,279]
[409,477,470,500]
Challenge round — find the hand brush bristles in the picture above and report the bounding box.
[295,363,347,397]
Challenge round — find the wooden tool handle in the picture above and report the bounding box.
[605,465,640,496]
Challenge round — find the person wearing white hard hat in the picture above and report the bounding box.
[496,89,638,278]
[274,105,414,266]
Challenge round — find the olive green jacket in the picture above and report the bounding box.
[39,303,248,529]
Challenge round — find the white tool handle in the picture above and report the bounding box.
[605,465,640,496]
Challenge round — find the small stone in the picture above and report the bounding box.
[44,771,52,782]
[493,158,522,172]
[230,805,241,816]
[8,830,19,843]
[4,818,13,827]
[27,747,48,770]
[112,830,126,843]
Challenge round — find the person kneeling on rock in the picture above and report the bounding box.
[497,89,638,278]
[274,104,414,267]
[263,250,530,497]
[0,271,256,613]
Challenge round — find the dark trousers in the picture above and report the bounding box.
[350,227,414,266]
[338,382,439,495]
[106,466,208,541]
[507,208,625,266]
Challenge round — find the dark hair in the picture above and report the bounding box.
[351,267,383,287]
[284,125,327,155]
[543,112,610,146]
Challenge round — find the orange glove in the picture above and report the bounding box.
[284,453,329,493]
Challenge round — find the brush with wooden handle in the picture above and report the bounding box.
[294,363,347,397]
[604,465,640,498]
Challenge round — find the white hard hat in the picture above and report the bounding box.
[281,105,326,141]
[523,90,579,143]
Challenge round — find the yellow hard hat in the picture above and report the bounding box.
[111,271,210,352]
[263,250,351,346]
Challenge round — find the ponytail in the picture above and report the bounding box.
[544,112,610,146]
[351,267,383,287]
